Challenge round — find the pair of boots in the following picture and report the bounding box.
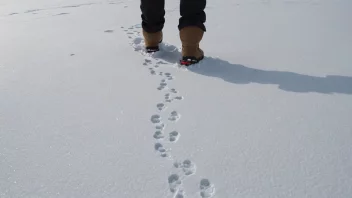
[143,26,204,66]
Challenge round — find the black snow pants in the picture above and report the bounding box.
[140,0,206,33]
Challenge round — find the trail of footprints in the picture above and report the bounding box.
[121,24,215,198]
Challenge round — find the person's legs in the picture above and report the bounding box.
[178,0,206,32]
[140,0,165,33]
[178,0,206,65]
[140,0,165,52]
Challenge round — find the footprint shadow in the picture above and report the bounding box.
[150,42,352,95]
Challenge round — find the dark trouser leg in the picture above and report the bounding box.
[178,0,206,32]
[140,0,165,33]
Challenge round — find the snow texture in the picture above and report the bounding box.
[1,0,352,197]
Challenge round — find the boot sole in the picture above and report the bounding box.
[146,46,159,53]
[180,55,204,66]
[145,39,162,53]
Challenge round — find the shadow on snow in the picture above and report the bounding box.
[149,42,352,95]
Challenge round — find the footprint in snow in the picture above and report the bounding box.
[165,90,183,101]
[157,86,166,91]
[160,81,167,87]
[165,93,173,103]
[165,73,174,80]
[168,174,182,193]
[174,96,184,100]
[169,131,180,142]
[200,179,216,198]
[157,103,166,111]
[54,13,69,16]
[145,59,157,73]
[175,189,185,198]
[169,111,180,122]
[157,80,167,90]
[174,159,196,176]
[155,123,165,131]
[170,88,178,94]
[157,79,168,90]
[154,143,169,157]
[151,114,161,124]
[149,68,156,75]
[153,131,164,140]
[25,9,41,13]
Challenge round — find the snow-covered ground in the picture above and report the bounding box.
[1,0,352,197]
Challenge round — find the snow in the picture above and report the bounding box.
[1,0,352,197]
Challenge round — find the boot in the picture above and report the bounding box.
[179,26,204,66]
[143,29,163,53]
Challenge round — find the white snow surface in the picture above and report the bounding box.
[1,0,352,197]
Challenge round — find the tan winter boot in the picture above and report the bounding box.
[143,30,163,53]
[179,26,204,66]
